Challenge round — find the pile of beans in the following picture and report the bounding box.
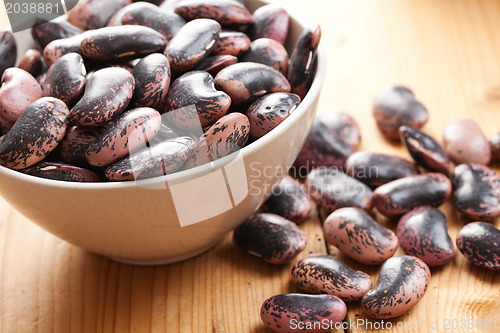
[0,0,321,182]
[232,85,500,332]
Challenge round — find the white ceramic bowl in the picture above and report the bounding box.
[0,0,325,265]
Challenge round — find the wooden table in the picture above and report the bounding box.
[1,0,499,332]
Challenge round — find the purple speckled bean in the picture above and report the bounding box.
[164,71,231,129]
[214,62,291,105]
[0,97,69,170]
[183,112,250,168]
[372,85,429,140]
[80,26,167,61]
[247,4,289,45]
[240,38,289,75]
[233,213,307,264]
[324,207,398,265]
[31,18,83,49]
[345,152,418,188]
[86,107,161,167]
[192,55,238,76]
[105,136,194,181]
[43,33,87,68]
[43,53,86,107]
[60,126,100,167]
[116,2,185,41]
[306,168,373,214]
[452,163,500,221]
[211,31,250,57]
[294,111,360,171]
[443,119,491,165]
[291,254,372,301]
[397,207,454,267]
[131,53,171,110]
[17,49,43,77]
[263,175,311,224]
[0,31,17,78]
[372,173,451,218]
[399,126,450,175]
[165,19,221,72]
[67,0,132,30]
[70,67,135,127]
[491,132,500,159]
[0,68,43,132]
[287,24,321,99]
[174,0,253,26]
[260,294,346,333]
[20,162,101,182]
[361,256,430,319]
[456,222,500,270]
[247,92,300,139]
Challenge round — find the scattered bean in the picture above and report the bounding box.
[443,118,491,165]
[456,222,500,271]
[361,256,430,319]
[452,163,500,221]
[324,207,398,265]
[233,213,307,264]
[397,206,454,267]
[291,254,372,301]
[372,173,451,218]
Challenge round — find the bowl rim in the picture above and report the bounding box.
[0,4,326,190]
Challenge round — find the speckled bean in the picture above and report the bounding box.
[397,207,454,267]
[70,67,135,127]
[452,163,500,221]
[43,53,86,106]
[183,113,250,168]
[211,31,251,57]
[240,38,289,75]
[287,24,321,99]
[192,55,238,76]
[165,19,221,72]
[67,0,132,30]
[131,53,171,109]
[247,92,300,139]
[247,4,289,45]
[116,2,185,41]
[233,213,307,264]
[372,173,451,218]
[345,152,418,188]
[260,294,346,333]
[324,207,398,265]
[17,49,43,77]
[105,136,194,181]
[306,168,373,214]
[174,0,253,26]
[0,68,43,132]
[456,222,500,270]
[31,18,83,49]
[0,97,69,169]
[263,175,311,224]
[20,162,101,182]
[361,256,430,319]
[491,132,500,159]
[372,85,429,140]
[164,71,231,129]
[60,126,100,167]
[294,111,360,171]
[399,126,450,175]
[214,62,291,105]
[443,119,491,165]
[0,31,16,78]
[291,254,372,301]
[86,107,161,167]
[43,33,87,68]
[80,26,167,61]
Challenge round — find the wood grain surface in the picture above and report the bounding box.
[0,0,499,332]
